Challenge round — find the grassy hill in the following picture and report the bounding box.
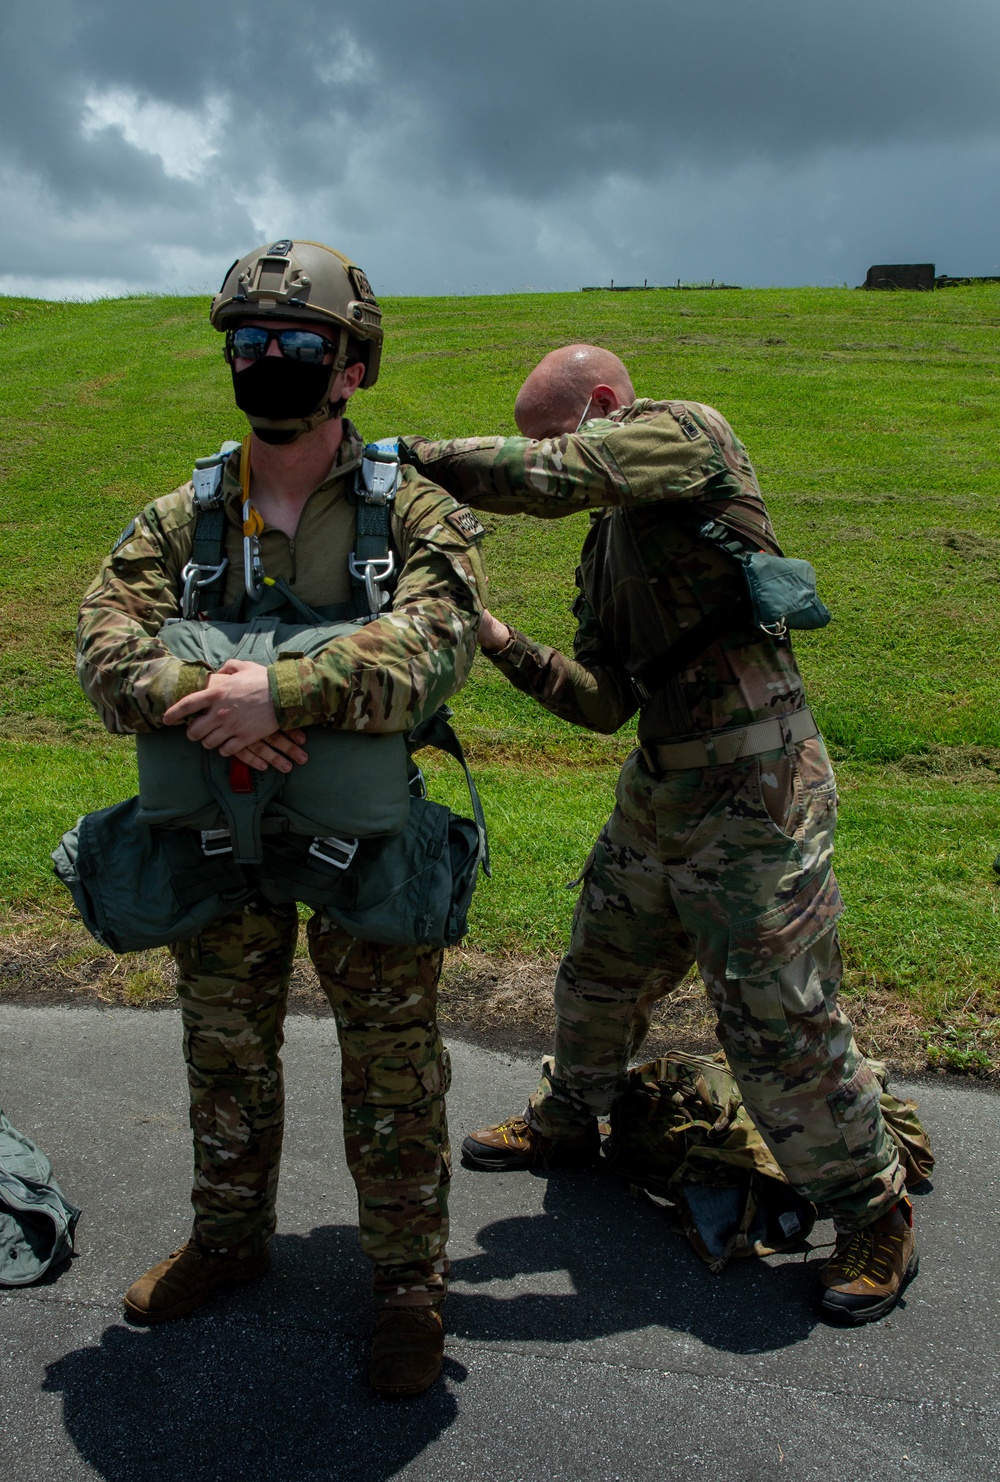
[2,286,999,1068]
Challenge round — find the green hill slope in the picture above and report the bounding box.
[2,287,999,1066]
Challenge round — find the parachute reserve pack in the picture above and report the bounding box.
[53,439,490,953]
[605,1051,934,1273]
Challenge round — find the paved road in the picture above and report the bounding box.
[1,1004,997,1482]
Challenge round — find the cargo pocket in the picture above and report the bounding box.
[344,1054,449,1183]
[827,1061,888,1180]
[726,868,843,982]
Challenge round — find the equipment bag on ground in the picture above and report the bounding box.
[604,1051,933,1273]
[0,1111,80,1287]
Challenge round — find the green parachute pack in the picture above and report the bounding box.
[604,1051,933,1273]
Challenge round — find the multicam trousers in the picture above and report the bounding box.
[527,737,905,1232]
[171,901,450,1304]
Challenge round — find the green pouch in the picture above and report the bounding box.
[742,551,832,635]
[52,797,252,953]
[255,796,484,948]
[696,518,832,637]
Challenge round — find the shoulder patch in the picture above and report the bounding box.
[112,519,137,553]
[675,412,702,442]
[444,507,486,541]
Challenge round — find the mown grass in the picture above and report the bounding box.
[2,287,1000,1062]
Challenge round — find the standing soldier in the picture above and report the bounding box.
[76,241,487,1394]
[402,344,918,1326]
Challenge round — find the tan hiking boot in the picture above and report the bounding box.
[461,1113,600,1171]
[817,1198,918,1325]
[123,1239,270,1325]
[369,1307,445,1398]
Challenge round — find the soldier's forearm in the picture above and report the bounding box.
[401,433,626,517]
[76,637,208,734]
[486,628,635,734]
[268,603,478,733]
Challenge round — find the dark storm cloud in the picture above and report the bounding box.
[2,0,999,293]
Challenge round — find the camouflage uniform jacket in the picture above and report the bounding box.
[78,422,487,736]
[403,401,807,744]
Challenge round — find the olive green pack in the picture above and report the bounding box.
[605,1051,933,1272]
[137,617,411,863]
[53,703,488,954]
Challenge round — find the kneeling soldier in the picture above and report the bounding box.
[76,241,486,1394]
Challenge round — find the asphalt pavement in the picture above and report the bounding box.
[1,1003,998,1482]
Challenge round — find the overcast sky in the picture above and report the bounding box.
[3,0,1000,298]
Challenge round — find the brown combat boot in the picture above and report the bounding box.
[123,1239,270,1325]
[461,1113,600,1171]
[369,1306,445,1398]
[817,1198,918,1325]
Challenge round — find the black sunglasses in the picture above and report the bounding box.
[227,326,337,365]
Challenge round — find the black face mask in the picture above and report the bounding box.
[232,357,333,421]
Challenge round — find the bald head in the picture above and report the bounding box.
[514,344,636,439]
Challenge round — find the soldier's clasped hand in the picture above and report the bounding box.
[163,658,308,773]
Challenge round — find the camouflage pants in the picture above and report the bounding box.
[527,738,905,1232]
[171,901,450,1304]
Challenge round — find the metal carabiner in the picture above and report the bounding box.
[348,552,396,618]
[180,559,229,619]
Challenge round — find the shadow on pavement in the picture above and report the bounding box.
[41,1171,818,1478]
[448,1168,820,1353]
[42,1226,462,1482]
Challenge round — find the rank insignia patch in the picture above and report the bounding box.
[445,507,486,540]
[112,519,136,553]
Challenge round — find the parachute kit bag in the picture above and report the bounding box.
[605,1051,933,1273]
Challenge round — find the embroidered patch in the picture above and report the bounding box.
[445,507,486,540]
[676,414,702,442]
[111,519,136,553]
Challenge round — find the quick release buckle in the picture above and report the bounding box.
[200,828,233,857]
[181,559,229,618]
[308,834,359,871]
[360,445,401,505]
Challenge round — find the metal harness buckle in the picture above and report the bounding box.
[181,560,229,619]
[200,828,233,857]
[348,552,396,618]
[308,834,359,871]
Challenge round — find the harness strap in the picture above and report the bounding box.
[407,709,492,878]
[629,603,750,705]
[625,509,778,709]
[181,441,240,617]
[349,439,400,620]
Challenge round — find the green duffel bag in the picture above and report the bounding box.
[52,797,253,953]
[606,1050,933,1273]
[136,617,411,862]
[0,1111,81,1287]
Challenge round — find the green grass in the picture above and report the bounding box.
[2,286,1000,1035]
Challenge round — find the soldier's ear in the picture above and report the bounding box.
[590,384,620,416]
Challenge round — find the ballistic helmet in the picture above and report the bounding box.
[210,239,383,387]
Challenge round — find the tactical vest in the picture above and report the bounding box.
[135,439,412,865]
